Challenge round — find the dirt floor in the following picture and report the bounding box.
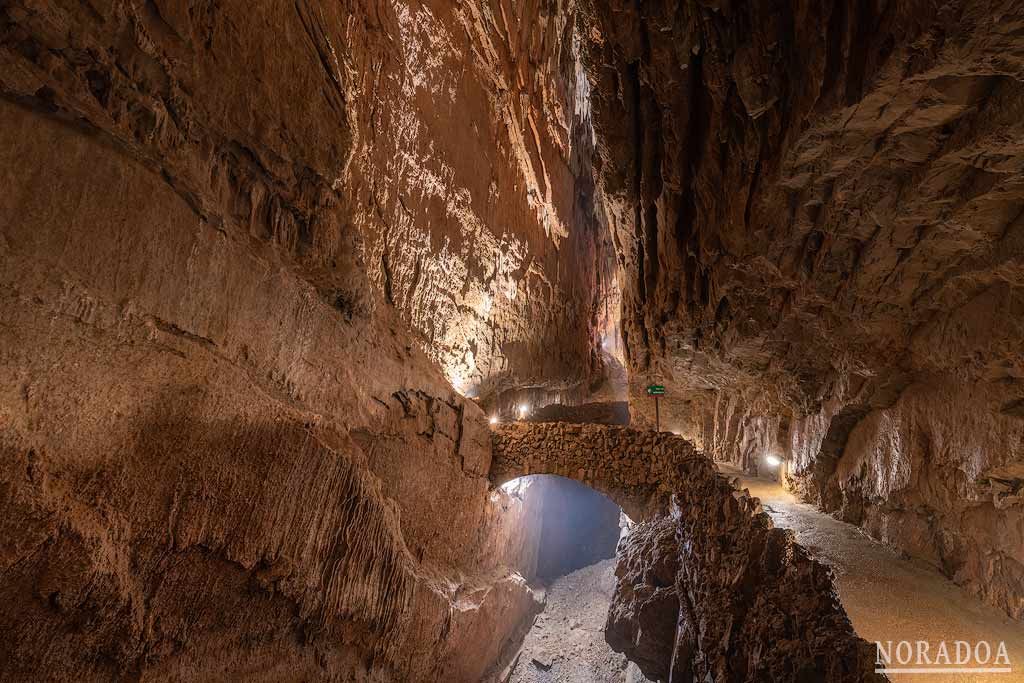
[719,464,1024,683]
[503,559,652,683]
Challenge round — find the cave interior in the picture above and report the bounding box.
[2,0,1024,681]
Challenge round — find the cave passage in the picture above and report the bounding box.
[500,475,622,582]
[3,0,1024,681]
[493,474,657,683]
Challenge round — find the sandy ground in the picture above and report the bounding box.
[719,464,1024,683]
[504,559,652,683]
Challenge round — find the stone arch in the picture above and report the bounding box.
[490,421,884,681]
[489,422,701,520]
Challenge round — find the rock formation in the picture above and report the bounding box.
[0,0,595,678]
[578,0,1024,620]
[491,422,701,519]
[2,0,1023,680]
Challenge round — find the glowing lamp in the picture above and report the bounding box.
[765,454,782,467]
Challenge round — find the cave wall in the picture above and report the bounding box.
[576,0,1024,619]
[341,0,613,400]
[1,0,610,401]
[0,0,607,679]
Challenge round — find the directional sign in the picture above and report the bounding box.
[646,384,665,395]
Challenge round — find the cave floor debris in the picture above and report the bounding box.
[720,464,1024,683]
[505,559,652,683]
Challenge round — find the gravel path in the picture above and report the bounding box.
[504,559,651,683]
[719,464,1024,683]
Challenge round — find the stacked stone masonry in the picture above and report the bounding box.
[492,422,885,681]
[491,423,703,519]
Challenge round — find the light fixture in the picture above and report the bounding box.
[518,404,529,419]
[765,454,781,467]
[489,415,498,425]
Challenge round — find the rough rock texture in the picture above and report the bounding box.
[577,0,1024,618]
[339,0,615,400]
[493,423,882,679]
[6,0,1024,678]
[608,494,884,682]
[0,0,612,406]
[0,0,608,678]
[605,518,684,683]
[0,93,541,678]
[490,423,703,519]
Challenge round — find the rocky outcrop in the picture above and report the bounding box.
[608,485,884,682]
[0,0,603,679]
[577,0,1024,618]
[605,517,684,682]
[495,422,881,679]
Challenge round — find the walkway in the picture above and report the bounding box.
[721,464,1024,682]
[503,560,649,683]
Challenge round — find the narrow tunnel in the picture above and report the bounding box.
[3,1,1024,682]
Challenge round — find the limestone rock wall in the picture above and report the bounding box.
[0,90,547,680]
[341,0,612,400]
[576,0,1024,619]
[0,0,604,679]
[0,0,609,403]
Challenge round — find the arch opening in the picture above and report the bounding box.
[491,474,655,682]
[498,474,627,581]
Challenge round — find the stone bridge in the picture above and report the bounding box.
[489,421,884,680]
[489,422,703,519]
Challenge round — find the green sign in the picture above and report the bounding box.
[646,384,665,395]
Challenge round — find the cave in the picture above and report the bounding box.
[3,1,1024,682]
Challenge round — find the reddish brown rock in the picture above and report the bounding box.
[606,489,884,683]
[577,0,1024,619]
[605,517,683,683]
[3,0,1023,679]
[0,0,599,678]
